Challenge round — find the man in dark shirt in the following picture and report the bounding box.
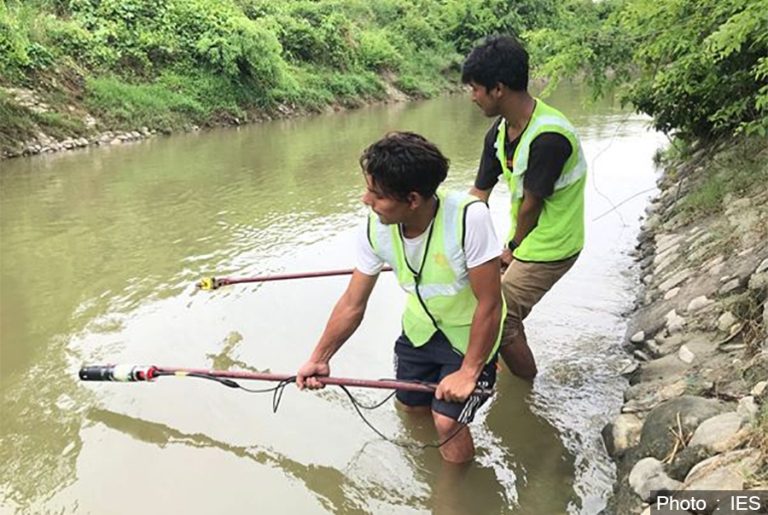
[462,35,588,381]
[476,118,573,199]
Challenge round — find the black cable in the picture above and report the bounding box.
[184,373,295,413]
[186,373,241,388]
[179,372,475,450]
[270,377,295,413]
[337,385,468,450]
[346,390,397,410]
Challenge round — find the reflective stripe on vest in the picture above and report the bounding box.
[495,98,587,262]
[367,191,503,358]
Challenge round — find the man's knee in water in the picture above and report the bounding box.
[432,412,474,464]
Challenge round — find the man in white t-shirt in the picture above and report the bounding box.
[297,132,505,464]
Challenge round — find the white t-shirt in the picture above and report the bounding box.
[356,201,501,275]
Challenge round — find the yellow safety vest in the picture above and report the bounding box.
[368,191,504,358]
[496,98,587,261]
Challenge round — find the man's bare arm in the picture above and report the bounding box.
[460,258,503,377]
[435,258,502,402]
[510,189,543,246]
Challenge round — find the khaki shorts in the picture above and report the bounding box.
[501,255,578,343]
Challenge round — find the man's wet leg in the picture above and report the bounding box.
[499,320,537,380]
[432,411,474,463]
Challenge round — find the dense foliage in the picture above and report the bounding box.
[0,0,561,130]
[527,0,768,139]
[1,0,765,142]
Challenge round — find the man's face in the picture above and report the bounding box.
[468,81,501,117]
[361,173,411,225]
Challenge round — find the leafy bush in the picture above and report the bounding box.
[620,0,768,139]
[358,30,402,71]
[274,3,359,69]
[274,16,324,63]
[397,15,441,50]
[440,0,553,54]
[0,3,33,75]
[42,16,98,62]
[192,15,286,92]
[530,0,768,140]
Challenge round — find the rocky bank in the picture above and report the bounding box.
[0,81,416,161]
[602,144,768,514]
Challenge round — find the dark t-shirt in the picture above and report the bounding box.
[475,117,573,198]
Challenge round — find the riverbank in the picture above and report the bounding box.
[0,75,427,160]
[6,0,573,162]
[1,0,471,161]
[602,137,768,514]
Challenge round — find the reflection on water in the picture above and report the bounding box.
[85,408,351,513]
[0,83,663,514]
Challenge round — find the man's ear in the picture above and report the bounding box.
[407,192,422,209]
[491,82,504,99]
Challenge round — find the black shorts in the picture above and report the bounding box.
[394,331,497,424]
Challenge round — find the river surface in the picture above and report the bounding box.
[0,85,664,514]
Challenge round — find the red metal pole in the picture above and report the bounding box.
[158,366,437,393]
[80,364,435,393]
[79,364,493,396]
[199,266,393,289]
[219,266,392,286]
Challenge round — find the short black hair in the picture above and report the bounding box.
[359,131,449,201]
[461,35,529,92]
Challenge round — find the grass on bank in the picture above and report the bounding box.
[669,137,768,218]
[84,65,395,131]
[0,91,38,148]
[0,89,87,151]
[276,65,388,110]
[0,60,436,155]
[84,75,209,130]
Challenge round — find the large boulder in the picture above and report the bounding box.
[688,412,746,453]
[684,448,762,491]
[639,396,729,460]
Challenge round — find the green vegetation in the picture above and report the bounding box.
[0,0,562,143]
[0,90,38,149]
[0,88,87,149]
[1,0,765,154]
[677,138,768,216]
[528,0,768,140]
[523,0,767,233]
